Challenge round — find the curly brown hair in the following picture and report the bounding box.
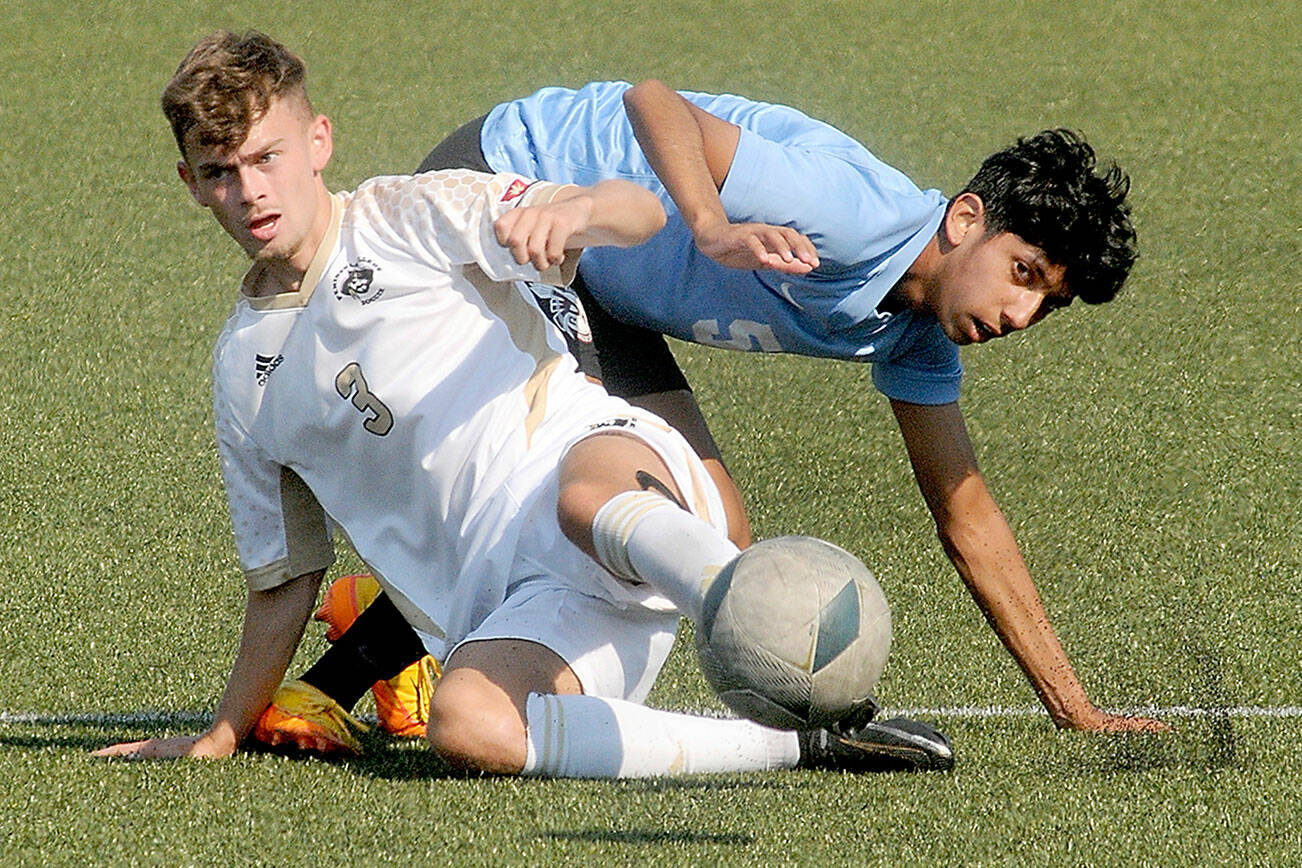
[162,30,312,158]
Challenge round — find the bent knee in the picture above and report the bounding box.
[425,671,528,774]
[555,479,607,552]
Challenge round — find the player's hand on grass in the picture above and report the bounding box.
[1061,706,1171,734]
[693,220,819,275]
[93,731,236,760]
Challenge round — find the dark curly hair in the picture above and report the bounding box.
[162,30,311,159]
[959,129,1137,304]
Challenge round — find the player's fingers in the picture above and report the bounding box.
[92,740,149,757]
[770,258,816,276]
[495,210,535,265]
[749,235,814,275]
[493,209,518,248]
[1097,713,1170,733]
[754,226,796,262]
[744,234,777,267]
[526,218,558,271]
[781,227,819,268]
[746,230,790,264]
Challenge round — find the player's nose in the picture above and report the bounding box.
[1002,293,1043,333]
[237,165,269,203]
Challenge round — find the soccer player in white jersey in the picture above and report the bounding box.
[94,31,953,775]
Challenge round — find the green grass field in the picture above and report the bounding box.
[1,0,1299,863]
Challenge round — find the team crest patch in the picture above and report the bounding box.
[255,353,284,386]
[500,179,531,202]
[333,258,384,304]
[524,283,593,344]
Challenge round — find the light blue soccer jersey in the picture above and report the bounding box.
[480,81,961,404]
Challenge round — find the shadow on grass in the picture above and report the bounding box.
[1,712,210,754]
[0,731,122,751]
[1057,642,1246,776]
[349,745,808,788]
[2,717,811,788]
[543,828,754,846]
[1079,715,1243,775]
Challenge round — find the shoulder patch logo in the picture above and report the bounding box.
[524,282,593,344]
[333,258,384,304]
[500,178,531,202]
[255,353,284,386]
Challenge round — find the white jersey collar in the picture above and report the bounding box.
[242,193,344,311]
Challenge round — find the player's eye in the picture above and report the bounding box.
[1012,260,1032,283]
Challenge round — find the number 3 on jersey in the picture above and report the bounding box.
[335,362,393,436]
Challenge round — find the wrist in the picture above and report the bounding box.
[204,720,241,755]
[1047,694,1104,730]
[685,209,731,243]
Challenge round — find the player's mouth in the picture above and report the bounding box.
[970,318,998,343]
[248,213,280,242]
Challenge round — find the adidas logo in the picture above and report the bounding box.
[255,353,284,386]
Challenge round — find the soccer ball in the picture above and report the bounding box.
[695,535,891,730]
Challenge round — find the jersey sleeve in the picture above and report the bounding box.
[719,128,946,270]
[870,316,963,405]
[357,171,580,288]
[213,384,335,592]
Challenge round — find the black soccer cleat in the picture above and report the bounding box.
[798,716,955,772]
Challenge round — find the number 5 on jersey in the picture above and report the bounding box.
[335,362,393,436]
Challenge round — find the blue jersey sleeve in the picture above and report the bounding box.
[719,127,946,271]
[869,316,962,405]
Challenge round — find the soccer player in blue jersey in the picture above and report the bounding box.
[259,79,1165,750]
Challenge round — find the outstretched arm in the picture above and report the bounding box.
[621,79,818,274]
[890,400,1168,733]
[95,570,325,759]
[494,179,667,272]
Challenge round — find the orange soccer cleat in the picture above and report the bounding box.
[313,574,441,738]
[251,680,368,757]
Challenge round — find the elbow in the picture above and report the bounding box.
[624,79,667,106]
[623,79,673,124]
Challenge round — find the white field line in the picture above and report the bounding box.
[0,710,380,726]
[3,706,1302,726]
[888,705,1302,719]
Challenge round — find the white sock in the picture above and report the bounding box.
[590,490,739,622]
[521,692,799,778]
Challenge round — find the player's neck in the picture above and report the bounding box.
[245,259,306,297]
[887,235,943,314]
[244,187,333,298]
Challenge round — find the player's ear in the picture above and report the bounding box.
[177,160,204,205]
[943,192,985,246]
[309,114,333,175]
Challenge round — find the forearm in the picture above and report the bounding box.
[207,571,325,751]
[497,179,666,272]
[559,179,667,249]
[939,500,1097,727]
[893,398,1165,733]
[622,79,734,235]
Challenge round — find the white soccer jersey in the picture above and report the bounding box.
[211,170,698,658]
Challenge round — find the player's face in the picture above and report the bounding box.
[178,96,333,274]
[930,200,1071,346]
